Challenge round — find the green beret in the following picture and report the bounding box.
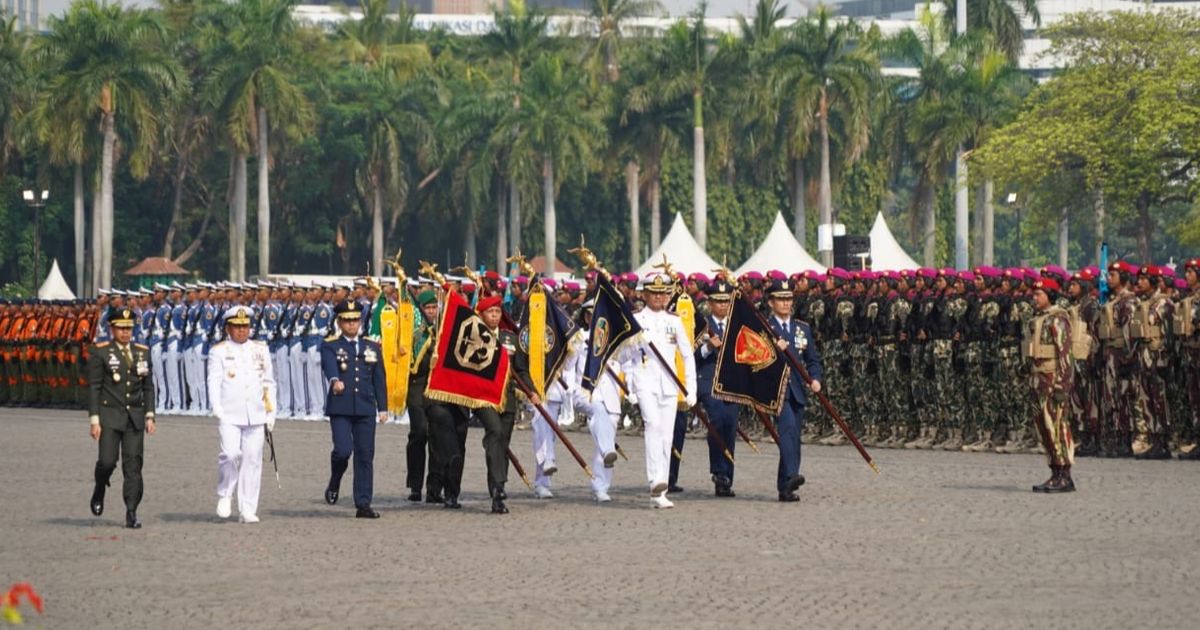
[416,290,438,307]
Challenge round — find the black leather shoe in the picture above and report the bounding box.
[668,485,685,493]
[495,486,507,501]
[1179,447,1200,461]
[443,495,461,509]
[778,492,800,502]
[90,485,105,516]
[125,510,142,529]
[355,506,381,519]
[407,491,422,502]
[785,475,806,493]
[715,485,736,498]
[324,487,339,505]
[491,497,509,514]
[425,492,444,504]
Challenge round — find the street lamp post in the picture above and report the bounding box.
[23,189,49,293]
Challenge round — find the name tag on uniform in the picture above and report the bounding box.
[363,347,378,364]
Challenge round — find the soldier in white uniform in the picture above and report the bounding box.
[571,300,622,502]
[207,306,277,523]
[622,273,697,508]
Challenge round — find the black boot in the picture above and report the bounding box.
[1134,436,1171,460]
[125,510,142,529]
[713,475,735,498]
[443,494,461,509]
[1032,466,1058,493]
[1044,465,1076,493]
[407,488,422,502]
[90,483,106,516]
[491,486,509,514]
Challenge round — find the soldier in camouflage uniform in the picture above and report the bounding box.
[820,269,855,446]
[1067,268,1103,456]
[847,272,877,444]
[876,271,913,447]
[1026,278,1077,492]
[962,267,1003,451]
[1131,265,1173,459]
[1179,259,1200,460]
[1098,261,1139,457]
[905,269,938,448]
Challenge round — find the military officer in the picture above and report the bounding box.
[1026,279,1076,492]
[321,300,388,519]
[303,290,333,420]
[622,272,697,509]
[405,290,444,504]
[765,278,823,502]
[696,278,741,497]
[476,296,519,514]
[207,306,277,523]
[87,308,156,529]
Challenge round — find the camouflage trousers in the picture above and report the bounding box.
[1070,358,1102,444]
[1183,346,1200,445]
[1032,381,1074,467]
[930,339,961,432]
[911,342,934,430]
[816,340,847,435]
[959,342,989,441]
[1136,350,1170,437]
[877,343,909,439]
[1101,351,1138,434]
[848,341,876,435]
[994,344,1026,438]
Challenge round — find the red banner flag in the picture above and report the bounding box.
[425,289,511,410]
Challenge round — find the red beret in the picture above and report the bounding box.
[1034,278,1060,293]
[1109,261,1138,275]
[476,296,502,313]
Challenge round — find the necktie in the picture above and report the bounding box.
[716,321,724,337]
[121,345,133,366]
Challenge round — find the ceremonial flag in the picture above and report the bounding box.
[1099,242,1110,305]
[425,289,511,410]
[712,296,790,414]
[581,273,642,392]
[378,299,414,414]
[519,284,579,397]
[672,292,695,407]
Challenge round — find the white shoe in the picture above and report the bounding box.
[542,463,558,477]
[651,495,674,509]
[239,513,260,524]
[216,496,232,519]
[533,486,554,499]
[594,491,612,503]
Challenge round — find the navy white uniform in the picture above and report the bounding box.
[207,306,276,523]
[150,296,171,414]
[568,319,622,500]
[166,293,187,411]
[304,300,333,419]
[287,298,310,419]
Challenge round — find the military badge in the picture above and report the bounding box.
[364,347,378,364]
[136,360,150,376]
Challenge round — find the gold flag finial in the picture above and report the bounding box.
[384,249,407,284]
[450,259,482,286]
[505,249,535,278]
[569,235,607,278]
[712,255,735,284]
[418,260,445,285]
[651,254,675,280]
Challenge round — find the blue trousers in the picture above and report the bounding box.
[702,394,740,482]
[668,409,687,486]
[775,398,807,493]
[329,414,376,508]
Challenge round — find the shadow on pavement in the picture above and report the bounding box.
[940,483,1027,494]
[43,517,111,528]
[160,512,221,523]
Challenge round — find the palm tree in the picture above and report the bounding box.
[775,5,877,265]
[202,0,312,280]
[941,0,1040,62]
[500,55,607,270]
[648,4,740,248]
[35,0,180,291]
[477,0,555,261]
[337,0,431,274]
[0,15,27,180]
[585,0,663,83]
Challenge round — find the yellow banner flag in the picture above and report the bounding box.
[528,288,548,399]
[379,302,414,415]
[674,292,695,408]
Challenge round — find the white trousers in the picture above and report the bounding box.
[165,338,183,411]
[304,344,325,419]
[217,423,265,517]
[587,400,617,493]
[638,392,676,490]
[531,400,560,489]
[272,345,291,418]
[151,341,167,414]
[183,345,204,413]
[288,342,306,420]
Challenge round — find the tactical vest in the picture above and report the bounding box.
[1129,297,1165,351]
[1066,305,1094,360]
[1098,300,1125,348]
[1023,307,1066,372]
[1173,296,1196,345]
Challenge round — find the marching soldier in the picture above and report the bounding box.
[476,296,519,514]
[696,278,740,497]
[1025,279,1076,493]
[405,290,444,504]
[764,277,823,502]
[622,272,697,509]
[207,306,276,523]
[569,299,622,502]
[321,300,388,519]
[87,307,156,529]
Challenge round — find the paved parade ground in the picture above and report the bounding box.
[3,409,1200,629]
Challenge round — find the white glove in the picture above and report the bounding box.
[626,393,639,406]
[685,393,697,408]
[266,416,276,432]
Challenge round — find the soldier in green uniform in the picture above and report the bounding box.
[1026,278,1076,492]
[87,308,156,529]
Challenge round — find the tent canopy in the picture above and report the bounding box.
[736,212,824,275]
[869,211,920,271]
[634,213,721,276]
[38,259,76,300]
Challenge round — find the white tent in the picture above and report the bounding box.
[869,211,920,271]
[735,212,824,275]
[634,213,721,276]
[38,259,76,300]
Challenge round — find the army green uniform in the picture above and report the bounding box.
[88,340,156,518]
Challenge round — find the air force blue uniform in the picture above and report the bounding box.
[767,315,823,494]
[321,324,388,511]
[697,313,742,485]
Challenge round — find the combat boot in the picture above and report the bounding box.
[909,426,937,450]
[1032,466,1058,493]
[1116,431,1135,457]
[1134,435,1171,460]
[938,428,964,451]
[861,424,880,447]
[1179,445,1200,460]
[821,430,847,446]
[995,426,1027,454]
[1043,465,1076,493]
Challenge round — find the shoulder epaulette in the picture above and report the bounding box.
[325,333,339,342]
[133,343,149,350]
[211,340,226,349]
[95,341,110,348]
